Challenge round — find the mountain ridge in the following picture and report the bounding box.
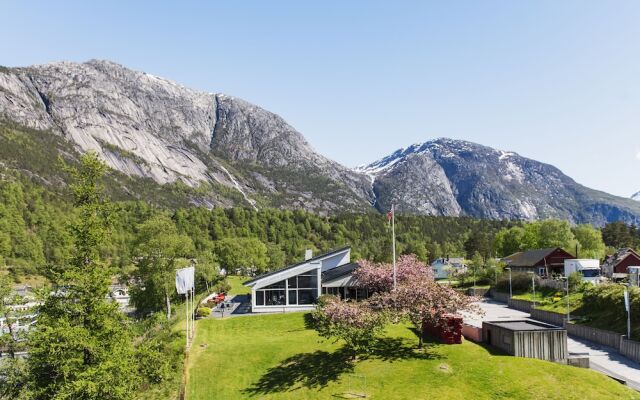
[1,59,638,225]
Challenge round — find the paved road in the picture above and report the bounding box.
[464,300,640,390]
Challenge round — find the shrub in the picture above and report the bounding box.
[215,281,231,294]
[197,307,212,318]
[496,272,539,293]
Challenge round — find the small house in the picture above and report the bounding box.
[502,248,575,277]
[483,320,567,362]
[601,248,640,279]
[431,257,466,280]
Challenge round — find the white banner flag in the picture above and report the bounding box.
[176,266,195,294]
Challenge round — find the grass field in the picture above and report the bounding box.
[186,312,639,400]
[226,275,251,295]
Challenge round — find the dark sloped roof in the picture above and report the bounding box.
[603,248,640,269]
[243,246,351,286]
[322,262,359,282]
[502,248,573,267]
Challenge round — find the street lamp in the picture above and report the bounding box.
[505,267,512,299]
[561,276,570,323]
[527,271,536,307]
[624,283,631,339]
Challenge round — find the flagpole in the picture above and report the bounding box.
[392,204,396,290]
[185,291,189,349]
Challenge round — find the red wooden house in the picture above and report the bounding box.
[501,247,575,277]
[602,248,640,279]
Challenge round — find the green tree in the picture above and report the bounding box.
[22,153,137,399]
[131,214,194,319]
[535,220,576,250]
[494,226,526,257]
[195,252,221,293]
[573,224,606,260]
[266,243,287,271]
[214,237,268,275]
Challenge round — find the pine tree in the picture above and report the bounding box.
[22,153,137,399]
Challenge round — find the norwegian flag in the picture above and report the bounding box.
[387,205,394,223]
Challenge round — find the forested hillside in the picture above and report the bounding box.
[0,169,516,282]
[3,166,638,286]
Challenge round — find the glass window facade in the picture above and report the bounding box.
[255,270,318,307]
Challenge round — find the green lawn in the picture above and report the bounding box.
[186,312,638,400]
[225,275,251,295]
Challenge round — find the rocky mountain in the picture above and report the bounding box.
[633,192,640,202]
[0,60,373,213]
[358,139,640,225]
[0,59,639,225]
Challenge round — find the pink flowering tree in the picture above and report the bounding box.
[356,254,479,348]
[312,295,386,359]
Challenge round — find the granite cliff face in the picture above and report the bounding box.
[0,60,639,224]
[0,60,373,213]
[358,139,640,225]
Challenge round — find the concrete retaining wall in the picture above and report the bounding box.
[564,323,622,349]
[620,336,640,363]
[490,291,511,303]
[530,308,567,327]
[508,298,533,313]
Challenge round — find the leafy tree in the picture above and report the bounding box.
[194,252,221,293]
[22,153,137,399]
[214,237,268,275]
[355,255,478,348]
[266,243,287,271]
[535,220,576,250]
[494,226,526,257]
[573,224,606,260]
[130,214,194,319]
[312,295,386,359]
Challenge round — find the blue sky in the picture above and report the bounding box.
[2,1,640,197]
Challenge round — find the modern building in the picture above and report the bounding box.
[502,248,575,277]
[243,247,362,313]
[601,248,640,279]
[483,320,568,362]
[431,257,466,279]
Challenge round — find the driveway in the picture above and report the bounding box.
[464,300,640,390]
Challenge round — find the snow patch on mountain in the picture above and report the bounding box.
[633,191,640,201]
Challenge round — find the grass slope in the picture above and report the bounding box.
[187,312,638,400]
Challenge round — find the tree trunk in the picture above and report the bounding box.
[4,312,15,358]
[165,289,172,320]
[418,334,424,349]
